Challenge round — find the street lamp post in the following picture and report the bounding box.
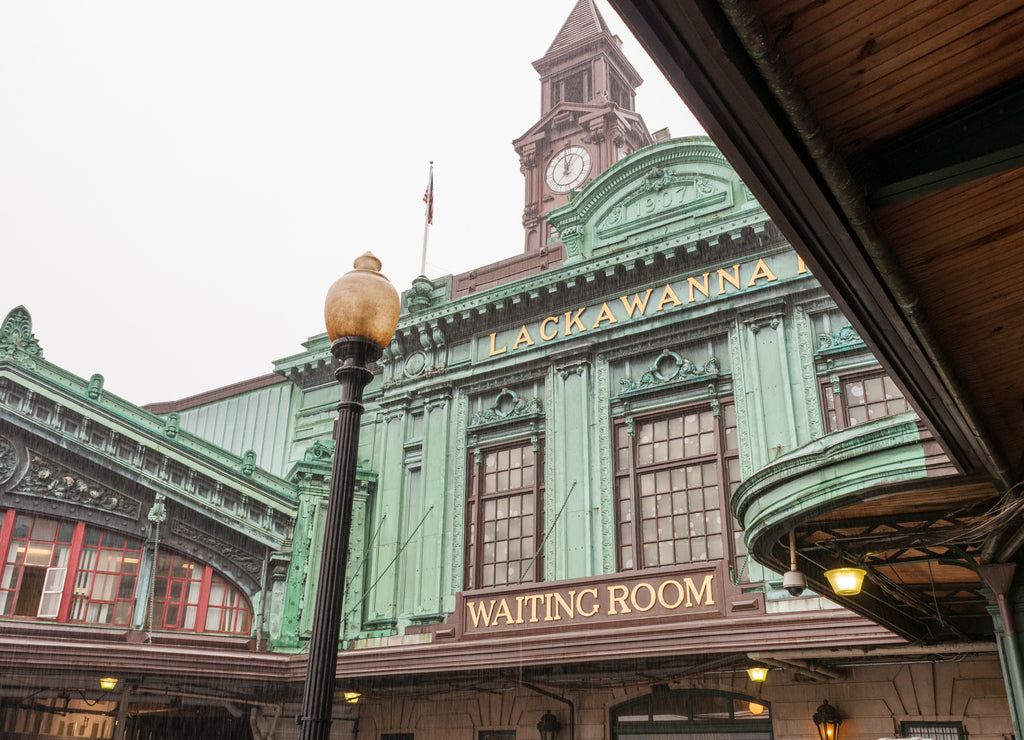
[298,253,400,740]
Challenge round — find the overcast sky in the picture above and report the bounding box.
[0,1,704,405]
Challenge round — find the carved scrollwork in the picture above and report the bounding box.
[241,450,256,477]
[303,439,336,462]
[469,388,543,427]
[561,225,584,258]
[16,453,141,519]
[818,324,862,351]
[0,306,43,365]
[173,520,263,580]
[87,374,104,400]
[619,352,721,393]
[0,435,17,487]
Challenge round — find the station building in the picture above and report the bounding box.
[0,2,1014,738]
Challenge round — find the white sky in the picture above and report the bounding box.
[0,1,704,405]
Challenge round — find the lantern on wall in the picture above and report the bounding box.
[537,709,561,740]
[812,700,842,740]
[746,663,769,682]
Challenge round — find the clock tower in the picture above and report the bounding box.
[514,0,653,252]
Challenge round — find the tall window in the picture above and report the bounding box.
[821,369,909,433]
[465,439,544,589]
[614,401,740,572]
[0,510,250,635]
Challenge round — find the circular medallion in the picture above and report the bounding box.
[404,351,427,378]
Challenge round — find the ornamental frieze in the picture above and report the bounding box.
[173,519,264,580]
[12,450,142,520]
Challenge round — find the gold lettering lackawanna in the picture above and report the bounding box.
[485,255,802,358]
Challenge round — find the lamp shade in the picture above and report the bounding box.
[813,700,842,740]
[324,253,401,348]
[537,709,561,740]
[99,677,118,690]
[824,567,867,596]
[746,665,769,682]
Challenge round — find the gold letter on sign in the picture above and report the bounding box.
[592,302,618,328]
[688,273,710,303]
[607,584,631,614]
[717,265,741,294]
[746,258,778,286]
[540,316,559,341]
[512,325,535,350]
[576,588,599,617]
[655,284,683,312]
[685,574,716,606]
[488,333,507,356]
[619,289,653,317]
[467,599,496,628]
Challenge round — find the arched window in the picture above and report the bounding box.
[150,551,251,634]
[0,510,250,635]
[611,689,772,739]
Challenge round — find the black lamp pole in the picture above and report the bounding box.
[298,254,400,740]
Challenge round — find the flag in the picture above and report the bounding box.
[422,162,434,225]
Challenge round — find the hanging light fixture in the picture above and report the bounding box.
[99,677,118,691]
[813,700,842,740]
[748,702,765,715]
[824,566,867,596]
[746,663,769,682]
[537,709,561,740]
[343,692,361,704]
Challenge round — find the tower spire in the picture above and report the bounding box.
[545,0,611,57]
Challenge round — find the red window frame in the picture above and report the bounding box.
[68,528,142,625]
[150,551,251,635]
[0,510,251,635]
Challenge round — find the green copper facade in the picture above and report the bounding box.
[3,136,1004,740]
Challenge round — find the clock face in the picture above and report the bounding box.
[545,145,592,193]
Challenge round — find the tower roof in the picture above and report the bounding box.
[545,0,611,57]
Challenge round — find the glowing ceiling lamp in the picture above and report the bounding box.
[824,567,867,596]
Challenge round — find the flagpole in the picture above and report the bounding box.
[420,161,433,276]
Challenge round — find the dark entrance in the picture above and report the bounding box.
[123,707,253,740]
[611,689,773,739]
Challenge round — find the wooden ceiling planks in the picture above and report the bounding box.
[873,167,1024,461]
[755,0,1024,154]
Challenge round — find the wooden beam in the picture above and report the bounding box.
[852,76,1024,206]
